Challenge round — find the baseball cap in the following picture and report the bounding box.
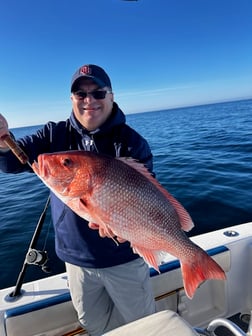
[71,64,112,92]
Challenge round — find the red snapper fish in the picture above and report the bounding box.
[32,150,226,299]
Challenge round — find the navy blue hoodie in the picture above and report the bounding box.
[0,104,154,268]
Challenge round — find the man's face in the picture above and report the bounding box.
[71,79,114,131]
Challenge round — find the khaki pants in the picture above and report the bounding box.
[66,258,156,336]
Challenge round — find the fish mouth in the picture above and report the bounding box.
[32,156,50,179]
[32,160,39,174]
[32,155,75,197]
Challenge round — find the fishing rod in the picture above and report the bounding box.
[0,134,31,167]
[1,134,51,299]
[8,195,51,299]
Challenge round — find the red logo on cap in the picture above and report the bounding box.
[80,66,92,75]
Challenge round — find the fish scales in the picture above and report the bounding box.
[91,157,180,247]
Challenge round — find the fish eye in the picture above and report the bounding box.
[62,158,72,167]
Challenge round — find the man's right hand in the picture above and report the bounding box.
[88,222,127,243]
[0,114,10,149]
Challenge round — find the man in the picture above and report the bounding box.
[0,64,156,335]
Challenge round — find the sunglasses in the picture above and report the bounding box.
[73,90,112,100]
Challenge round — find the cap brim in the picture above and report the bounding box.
[71,76,106,92]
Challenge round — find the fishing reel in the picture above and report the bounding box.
[26,249,51,273]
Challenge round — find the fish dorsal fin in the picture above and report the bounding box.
[118,157,194,232]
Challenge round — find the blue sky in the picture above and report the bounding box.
[0,0,252,127]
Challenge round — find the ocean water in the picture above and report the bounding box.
[1,99,252,290]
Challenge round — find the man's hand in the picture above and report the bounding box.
[0,114,10,149]
[88,222,127,243]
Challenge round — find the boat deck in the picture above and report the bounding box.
[1,223,252,336]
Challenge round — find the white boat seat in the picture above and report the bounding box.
[103,310,199,336]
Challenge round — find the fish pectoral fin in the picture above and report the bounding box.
[79,198,88,209]
[68,198,92,221]
[132,245,160,272]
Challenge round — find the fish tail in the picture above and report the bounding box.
[180,250,226,299]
